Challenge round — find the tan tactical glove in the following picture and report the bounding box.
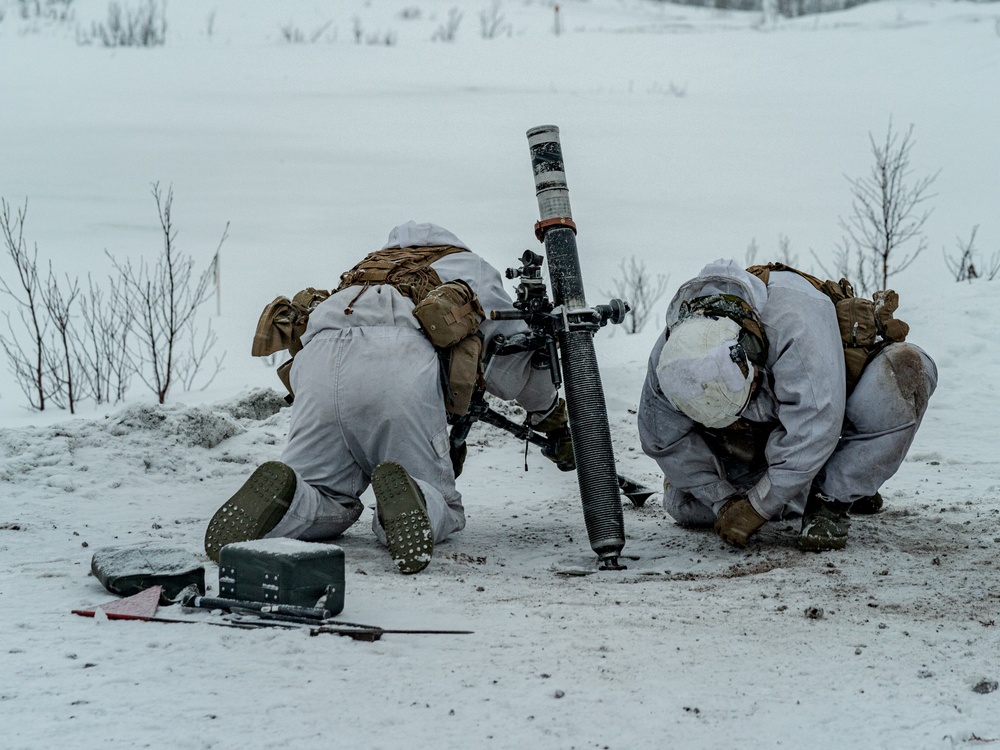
[532,398,575,472]
[714,496,767,548]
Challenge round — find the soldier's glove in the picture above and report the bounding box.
[531,398,575,472]
[714,496,767,548]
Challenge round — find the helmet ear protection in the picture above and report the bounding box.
[675,294,768,377]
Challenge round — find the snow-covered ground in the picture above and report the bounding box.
[2,1,1000,747]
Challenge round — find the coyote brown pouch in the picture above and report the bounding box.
[412,280,486,416]
[441,334,484,416]
[412,280,485,348]
[252,287,331,358]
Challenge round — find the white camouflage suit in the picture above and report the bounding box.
[638,259,938,525]
[267,222,558,546]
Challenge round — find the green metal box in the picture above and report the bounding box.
[218,538,345,615]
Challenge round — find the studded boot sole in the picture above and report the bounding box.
[204,461,296,563]
[371,461,433,575]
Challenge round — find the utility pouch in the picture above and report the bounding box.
[252,287,330,358]
[835,297,879,348]
[412,280,484,348]
[441,334,484,417]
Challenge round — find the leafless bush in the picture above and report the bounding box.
[17,0,74,21]
[0,200,50,410]
[75,274,132,404]
[279,19,334,44]
[108,184,225,404]
[86,0,166,48]
[602,256,669,335]
[399,7,421,20]
[432,7,463,42]
[365,30,396,46]
[745,235,799,268]
[943,225,1000,283]
[40,264,82,412]
[480,1,510,39]
[836,120,938,294]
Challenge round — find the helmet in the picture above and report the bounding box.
[656,314,756,428]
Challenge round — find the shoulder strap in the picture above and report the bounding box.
[747,262,853,303]
[334,245,469,310]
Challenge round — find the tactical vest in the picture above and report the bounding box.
[252,245,485,416]
[746,262,909,393]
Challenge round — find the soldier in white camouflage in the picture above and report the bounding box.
[205,222,568,573]
[638,259,937,551]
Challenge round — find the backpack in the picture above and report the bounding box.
[746,262,909,392]
[252,245,485,415]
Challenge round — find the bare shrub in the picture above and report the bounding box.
[480,1,510,39]
[86,0,166,48]
[0,200,49,410]
[280,20,334,44]
[745,235,799,268]
[17,0,74,22]
[943,225,1000,283]
[432,8,463,42]
[837,120,938,294]
[75,274,132,404]
[108,184,225,404]
[40,264,82,413]
[602,256,669,335]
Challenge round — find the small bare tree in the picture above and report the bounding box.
[602,256,669,335]
[109,183,225,404]
[838,120,939,293]
[943,225,1000,283]
[0,199,50,410]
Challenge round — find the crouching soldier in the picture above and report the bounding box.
[638,258,937,551]
[204,222,570,573]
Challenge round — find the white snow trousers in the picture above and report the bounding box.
[666,342,938,525]
[265,325,465,546]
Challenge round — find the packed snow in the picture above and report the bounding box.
[1,1,999,747]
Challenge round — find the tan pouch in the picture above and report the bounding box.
[442,336,484,416]
[251,287,330,357]
[412,280,484,349]
[835,297,879,348]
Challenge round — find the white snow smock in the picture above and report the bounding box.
[638,259,937,522]
[268,222,558,546]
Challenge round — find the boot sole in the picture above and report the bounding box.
[204,461,296,562]
[798,533,848,552]
[371,462,433,575]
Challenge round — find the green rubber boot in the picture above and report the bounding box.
[799,491,851,552]
[371,461,433,575]
[204,461,296,562]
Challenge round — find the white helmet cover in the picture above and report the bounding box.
[656,316,754,428]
